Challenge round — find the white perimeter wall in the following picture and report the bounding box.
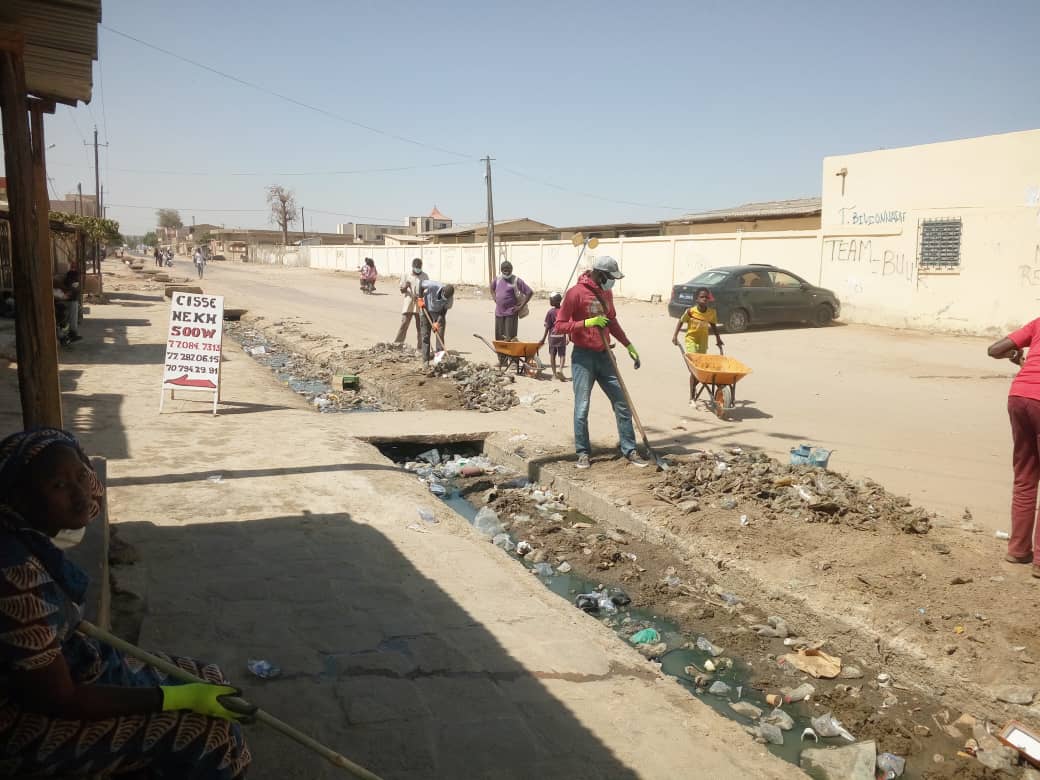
[262,129,1040,337]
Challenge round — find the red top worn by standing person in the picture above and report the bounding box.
[1008,319,1040,401]
[554,271,632,350]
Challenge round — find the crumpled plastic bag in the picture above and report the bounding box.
[779,646,842,678]
[810,712,855,742]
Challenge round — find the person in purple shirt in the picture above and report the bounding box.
[490,261,532,363]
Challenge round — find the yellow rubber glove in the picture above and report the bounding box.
[584,315,609,328]
[627,344,639,362]
[160,683,255,722]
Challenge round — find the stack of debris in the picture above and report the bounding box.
[653,450,933,534]
[430,358,519,412]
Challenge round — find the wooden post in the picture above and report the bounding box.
[0,39,63,428]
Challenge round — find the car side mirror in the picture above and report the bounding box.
[800,283,809,291]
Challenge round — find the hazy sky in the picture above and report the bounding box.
[26,0,1040,235]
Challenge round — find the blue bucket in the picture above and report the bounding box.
[790,445,832,469]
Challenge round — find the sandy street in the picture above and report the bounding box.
[199,259,1018,534]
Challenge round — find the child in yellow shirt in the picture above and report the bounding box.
[672,288,723,406]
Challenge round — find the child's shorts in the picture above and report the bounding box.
[548,335,567,359]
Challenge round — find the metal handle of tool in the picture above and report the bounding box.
[595,326,665,469]
[77,620,384,780]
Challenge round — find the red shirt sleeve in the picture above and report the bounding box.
[554,288,582,335]
[1009,319,1039,349]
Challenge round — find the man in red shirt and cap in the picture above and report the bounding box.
[554,256,648,469]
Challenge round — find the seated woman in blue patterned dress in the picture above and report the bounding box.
[0,429,251,778]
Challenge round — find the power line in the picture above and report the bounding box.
[497,166,689,212]
[46,160,474,178]
[102,25,473,161]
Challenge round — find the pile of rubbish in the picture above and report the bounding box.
[652,449,933,534]
[404,448,505,498]
[429,357,519,412]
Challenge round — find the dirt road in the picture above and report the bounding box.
[198,259,1017,534]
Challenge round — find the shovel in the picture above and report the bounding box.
[77,620,384,780]
[417,301,448,363]
[596,327,669,471]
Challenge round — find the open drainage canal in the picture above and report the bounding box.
[375,440,905,776]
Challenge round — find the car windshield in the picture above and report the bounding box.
[689,271,729,286]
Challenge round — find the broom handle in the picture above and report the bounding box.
[78,621,384,780]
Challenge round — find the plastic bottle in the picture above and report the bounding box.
[783,683,815,703]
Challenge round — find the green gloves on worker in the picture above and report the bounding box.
[627,344,641,369]
[584,315,609,329]
[160,683,256,722]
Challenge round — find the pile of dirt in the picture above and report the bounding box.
[429,354,519,411]
[653,449,934,534]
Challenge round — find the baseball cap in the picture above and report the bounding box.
[591,256,624,279]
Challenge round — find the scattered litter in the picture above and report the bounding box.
[801,728,819,742]
[556,561,572,574]
[717,592,743,606]
[531,563,554,577]
[473,506,505,539]
[609,590,632,607]
[790,444,833,469]
[703,659,717,672]
[515,540,533,557]
[764,708,795,731]
[739,514,749,527]
[708,681,732,697]
[629,628,660,645]
[491,533,516,552]
[246,659,281,679]
[877,673,892,687]
[782,683,815,703]
[416,507,438,524]
[751,722,784,745]
[416,448,441,465]
[729,701,763,719]
[428,482,447,496]
[995,530,1010,540]
[206,474,224,483]
[695,636,725,657]
[811,713,855,741]
[779,647,842,679]
[575,593,600,613]
[877,752,906,779]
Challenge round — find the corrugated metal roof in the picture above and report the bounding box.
[670,197,821,224]
[427,218,555,236]
[1,0,101,104]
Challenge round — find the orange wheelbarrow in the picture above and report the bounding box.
[682,350,752,419]
[473,334,546,377]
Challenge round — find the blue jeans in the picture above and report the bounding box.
[571,346,636,457]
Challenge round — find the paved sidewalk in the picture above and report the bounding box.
[29,269,803,779]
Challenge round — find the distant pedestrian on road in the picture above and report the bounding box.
[989,324,1040,575]
[417,279,454,365]
[0,428,252,778]
[395,257,428,349]
[538,292,568,380]
[672,287,723,406]
[490,261,532,363]
[360,257,378,294]
[193,247,205,280]
[554,256,648,469]
[154,247,162,267]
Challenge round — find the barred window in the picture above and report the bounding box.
[918,218,962,269]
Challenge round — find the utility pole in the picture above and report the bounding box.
[77,182,82,215]
[301,206,305,239]
[483,155,495,286]
[84,126,107,272]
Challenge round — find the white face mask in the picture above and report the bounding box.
[602,277,616,291]
[412,267,422,275]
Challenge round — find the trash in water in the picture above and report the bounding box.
[609,590,632,607]
[703,659,717,672]
[556,561,572,574]
[576,593,600,613]
[473,506,505,539]
[810,713,855,742]
[206,474,224,483]
[708,681,732,697]
[877,752,906,779]
[515,540,533,556]
[629,628,660,645]
[247,659,281,679]
[751,722,784,745]
[779,647,842,678]
[764,708,795,731]
[801,728,819,742]
[491,533,515,552]
[428,482,447,496]
[416,507,438,524]
[531,563,554,577]
[995,530,1010,540]
[416,448,441,465]
[596,594,618,614]
[729,701,762,719]
[782,683,815,703]
[695,637,724,657]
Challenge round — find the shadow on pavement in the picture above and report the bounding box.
[107,462,404,487]
[119,513,640,779]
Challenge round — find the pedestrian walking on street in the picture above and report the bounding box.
[154,247,162,267]
[672,287,723,406]
[394,257,429,349]
[554,256,648,469]
[990,323,1040,575]
[538,292,568,380]
[193,247,206,280]
[417,279,454,365]
[490,261,532,364]
[360,257,378,294]
[0,428,252,778]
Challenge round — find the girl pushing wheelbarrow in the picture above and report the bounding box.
[672,288,724,406]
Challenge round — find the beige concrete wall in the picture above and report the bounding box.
[821,129,1040,334]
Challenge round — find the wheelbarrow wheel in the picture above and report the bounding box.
[714,386,733,419]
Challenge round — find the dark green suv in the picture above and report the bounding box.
[668,264,840,333]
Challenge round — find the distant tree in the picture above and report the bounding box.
[266,185,297,246]
[142,231,158,247]
[156,208,183,229]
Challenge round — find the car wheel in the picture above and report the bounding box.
[812,303,834,327]
[725,308,749,333]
